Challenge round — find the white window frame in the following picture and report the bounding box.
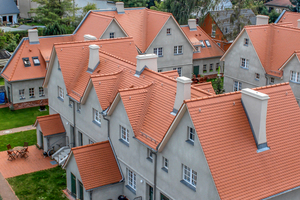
[290,71,300,83]
[174,45,183,55]
[270,77,275,84]
[93,109,101,125]
[128,169,136,190]
[39,87,44,97]
[203,65,207,73]
[147,148,153,161]
[173,67,182,77]
[58,86,64,99]
[209,64,213,72]
[29,88,34,98]
[233,81,242,91]
[19,89,25,99]
[188,127,195,142]
[211,24,216,38]
[109,32,115,38]
[240,58,249,69]
[255,73,260,80]
[77,103,81,112]
[32,57,40,65]
[199,40,205,48]
[154,47,163,57]
[120,125,129,143]
[183,164,197,187]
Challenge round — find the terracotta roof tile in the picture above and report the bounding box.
[265,0,292,7]
[186,83,300,199]
[192,82,216,95]
[35,114,65,136]
[277,11,300,27]
[181,26,224,59]
[71,141,122,190]
[159,70,178,79]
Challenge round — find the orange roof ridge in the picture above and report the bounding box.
[90,11,115,18]
[119,82,153,92]
[145,8,172,16]
[36,113,60,120]
[54,36,134,46]
[91,68,124,78]
[99,49,136,67]
[72,140,109,151]
[190,85,214,96]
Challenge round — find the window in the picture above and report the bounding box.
[154,47,163,57]
[183,164,197,187]
[199,40,205,48]
[290,71,300,83]
[77,103,81,112]
[78,131,83,146]
[203,65,207,73]
[29,88,34,98]
[161,193,170,200]
[255,73,260,80]
[188,127,195,142]
[147,148,153,162]
[128,169,136,191]
[205,40,211,47]
[173,67,182,77]
[109,32,115,38]
[209,64,213,72]
[195,46,201,52]
[58,86,64,100]
[167,28,171,35]
[158,69,162,72]
[120,125,129,144]
[93,109,101,125]
[69,98,73,107]
[174,45,183,55]
[39,87,44,97]
[225,27,228,33]
[240,58,249,69]
[233,81,242,91]
[58,64,61,71]
[211,24,216,38]
[32,57,40,66]
[22,57,31,67]
[163,157,168,170]
[270,77,275,84]
[217,42,221,46]
[216,63,219,71]
[244,38,249,46]
[19,89,25,99]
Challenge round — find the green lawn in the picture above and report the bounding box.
[0,106,49,131]
[0,130,36,152]
[7,166,67,200]
[0,77,4,86]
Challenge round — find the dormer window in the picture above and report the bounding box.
[32,57,40,66]
[205,40,211,47]
[22,58,31,67]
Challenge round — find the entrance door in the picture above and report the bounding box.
[193,66,199,76]
[71,173,76,197]
[79,181,84,200]
[147,184,153,200]
[40,131,43,148]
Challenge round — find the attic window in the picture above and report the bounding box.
[22,58,31,67]
[199,40,205,48]
[32,57,40,66]
[167,28,171,35]
[205,40,211,47]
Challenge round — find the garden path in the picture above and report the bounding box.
[0,125,36,136]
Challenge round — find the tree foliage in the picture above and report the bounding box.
[0,30,20,52]
[112,0,148,7]
[44,22,67,35]
[82,3,97,17]
[290,0,300,12]
[30,0,79,25]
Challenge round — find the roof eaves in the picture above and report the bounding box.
[279,52,296,71]
[263,185,300,200]
[73,10,92,34]
[108,138,124,183]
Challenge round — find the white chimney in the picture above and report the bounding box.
[135,54,158,76]
[188,19,197,30]
[172,77,192,115]
[28,29,39,44]
[256,15,269,25]
[84,34,97,41]
[297,19,300,28]
[241,88,270,152]
[116,2,125,14]
[87,44,100,73]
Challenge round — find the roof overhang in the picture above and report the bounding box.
[107,93,121,116]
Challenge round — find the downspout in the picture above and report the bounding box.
[265,74,268,85]
[72,100,76,147]
[90,190,93,200]
[153,152,157,200]
[103,116,110,138]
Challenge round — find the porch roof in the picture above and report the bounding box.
[34,114,65,136]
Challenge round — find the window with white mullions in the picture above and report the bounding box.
[240,58,249,69]
[19,89,25,99]
[93,109,101,124]
[290,71,300,83]
[154,47,163,57]
[173,67,182,77]
[39,87,44,97]
[183,164,197,187]
[109,32,115,38]
[58,86,64,99]
[174,45,183,55]
[233,81,242,91]
[121,126,129,143]
[163,157,168,169]
[29,88,34,98]
[128,169,136,190]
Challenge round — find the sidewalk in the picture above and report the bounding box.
[0,172,18,200]
[0,125,36,136]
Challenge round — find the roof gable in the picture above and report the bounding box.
[34,114,65,136]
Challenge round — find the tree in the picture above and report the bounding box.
[268,9,280,23]
[30,0,79,25]
[150,1,166,11]
[112,0,148,7]
[82,3,97,17]
[44,22,67,35]
[290,0,300,12]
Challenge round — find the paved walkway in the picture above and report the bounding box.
[0,125,36,136]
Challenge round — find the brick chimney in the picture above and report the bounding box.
[171,77,192,115]
[84,34,97,41]
[256,15,269,25]
[135,54,158,77]
[241,88,270,152]
[87,45,100,73]
[28,29,39,44]
[116,2,125,14]
[188,19,197,31]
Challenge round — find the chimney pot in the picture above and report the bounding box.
[116,2,125,14]
[256,15,269,25]
[172,77,192,115]
[241,88,270,152]
[188,19,197,31]
[87,44,100,73]
[135,54,158,76]
[28,29,39,44]
[84,34,97,41]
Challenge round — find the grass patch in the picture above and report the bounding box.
[0,77,4,86]
[0,130,36,152]
[7,166,67,200]
[0,106,49,131]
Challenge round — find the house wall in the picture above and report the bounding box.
[193,57,223,76]
[36,123,43,148]
[91,182,124,200]
[223,30,266,93]
[282,56,300,105]
[146,17,194,78]
[156,109,220,200]
[46,133,66,152]
[9,78,47,104]
[0,14,18,24]
[18,0,38,18]
[100,20,126,39]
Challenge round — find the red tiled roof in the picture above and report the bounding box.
[54,37,138,102]
[1,35,73,82]
[71,141,122,190]
[159,70,179,79]
[81,9,172,53]
[186,83,300,199]
[181,26,224,59]
[192,82,216,95]
[265,0,292,7]
[277,11,300,27]
[34,114,65,136]
[243,23,300,77]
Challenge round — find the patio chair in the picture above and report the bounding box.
[7,150,16,161]
[7,144,12,150]
[20,147,29,158]
[23,142,28,147]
